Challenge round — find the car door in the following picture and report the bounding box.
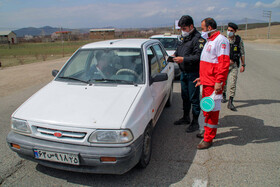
[146,45,168,123]
[152,44,173,95]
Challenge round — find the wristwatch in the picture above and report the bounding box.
[242,64,246,67]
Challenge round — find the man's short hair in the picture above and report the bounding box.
[202,17,217,29]
[178,15,194,27]
[228,22,238,31]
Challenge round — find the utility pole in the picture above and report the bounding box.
[245,17,248,39]
[263,10,272,39]
[60,27,64,57]
[173,20,175,34]
[41,29,45,42]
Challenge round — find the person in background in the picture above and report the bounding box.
[221,22,246,111]
[194,17,230,149]
[173,15,205,133]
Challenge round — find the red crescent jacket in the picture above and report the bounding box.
[200,31,230,86]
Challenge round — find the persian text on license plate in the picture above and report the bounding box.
[34,149,80,165]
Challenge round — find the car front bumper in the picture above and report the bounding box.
[6,131,143,174]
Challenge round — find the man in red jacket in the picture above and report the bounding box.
[194,18,230,149]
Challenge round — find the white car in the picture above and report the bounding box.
[150,34,181,78]
[6,39,174,174]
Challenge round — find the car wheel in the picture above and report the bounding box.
[165,82,173,107]
[137,125,153,168]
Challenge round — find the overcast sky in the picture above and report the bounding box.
[0,0,279,29]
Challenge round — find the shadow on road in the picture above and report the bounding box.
[36,92,201,186]
[213,115,280,147]
[234,99,280,109]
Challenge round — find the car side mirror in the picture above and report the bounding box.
[152,73,168,83]
[52,70,59,77]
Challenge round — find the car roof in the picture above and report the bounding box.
[81,39,154,49]
[150,34,178,39]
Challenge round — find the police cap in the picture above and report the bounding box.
[228,22,238,31]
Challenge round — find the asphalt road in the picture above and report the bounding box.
[0,42,280,186]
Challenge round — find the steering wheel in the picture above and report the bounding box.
[116,69,141,82]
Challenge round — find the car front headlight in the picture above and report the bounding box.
[88,130,133,144]
[11,118,31,134]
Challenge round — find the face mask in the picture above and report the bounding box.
[227,31,234,37]
[201,31,209,39]
[181,30,189,37]
[201,29,216,39]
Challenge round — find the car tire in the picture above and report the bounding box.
[137,124,153,168]
[165,82,173,107]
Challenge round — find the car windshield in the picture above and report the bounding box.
[57,48,144,84]
[152,38,178,50]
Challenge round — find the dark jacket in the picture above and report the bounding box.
[230,35,241,67]
[174,28,205,73]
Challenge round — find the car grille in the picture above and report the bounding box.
[36,127,86,140]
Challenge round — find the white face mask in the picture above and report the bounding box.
[181,30,189,37]
[227,31,234,37]
[201,31,209,39]
[201,29,216,39]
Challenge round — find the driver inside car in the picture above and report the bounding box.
[92,54,116,79]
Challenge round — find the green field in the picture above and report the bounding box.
[0,40,95,67]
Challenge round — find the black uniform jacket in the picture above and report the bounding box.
[174,28,205,73]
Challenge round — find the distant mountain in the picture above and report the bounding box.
[13,26,92,37]
[13,26,58,37]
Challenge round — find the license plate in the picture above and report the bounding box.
[34,149,80,165]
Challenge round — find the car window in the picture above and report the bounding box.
[147,47,160,78]
[153,44,167,69]
[152,38,178,50]
[63,50,92,77]
[58,48,144,84]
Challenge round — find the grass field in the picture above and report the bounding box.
[0,40,94,67]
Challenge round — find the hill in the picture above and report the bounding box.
[13,26,60,37]
[13,26,92,37]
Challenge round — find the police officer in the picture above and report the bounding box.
[173,15,205,133]
[221,22,246,111]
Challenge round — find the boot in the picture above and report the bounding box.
[186,114,199,133]
[227,96,237,111]
[221,93,227,103]
[174,111,190,125]
[197,140,213,149]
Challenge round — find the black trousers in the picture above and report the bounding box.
[180,72,200,116]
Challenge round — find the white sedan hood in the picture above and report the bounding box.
[13,81,141,129]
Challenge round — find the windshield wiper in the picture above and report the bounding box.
[113,79,137,85]
[58,76,89,84]
[90,78,137,85]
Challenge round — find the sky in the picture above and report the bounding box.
[0,0,279,30]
